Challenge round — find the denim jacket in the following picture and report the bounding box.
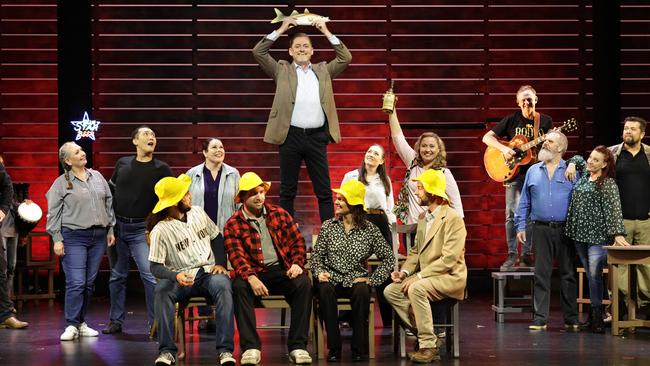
[186,162,240,230]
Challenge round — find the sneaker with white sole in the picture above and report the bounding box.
[154,351,175,366]
[79,322,99,337]
[240,349,261,365]
[60,325,79,341]
[288,349,312,364]
[219,351,236,366]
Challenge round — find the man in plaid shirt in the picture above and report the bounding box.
[223,172,312,365]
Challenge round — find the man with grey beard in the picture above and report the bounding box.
[515,131,580,330]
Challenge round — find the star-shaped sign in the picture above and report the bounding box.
[70,112,101,141]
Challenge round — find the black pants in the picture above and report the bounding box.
[0,242,15,322]
[367,213,394,327]
[315,281,371,356]
[532,223,578,323]
[232,265,312,352]
[279,126,334,223]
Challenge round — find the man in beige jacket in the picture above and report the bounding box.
[252,16,352,223]
[384,169,467,363]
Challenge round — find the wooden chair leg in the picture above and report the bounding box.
[149,320,157,339]
[369,300,375,359]
[453,302,460,358]
[176,304,186,359]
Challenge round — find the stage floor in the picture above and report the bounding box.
[1,294,649,365]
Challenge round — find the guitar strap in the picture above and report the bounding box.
[531,112,540,162]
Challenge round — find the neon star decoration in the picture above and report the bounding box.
[70,112,101,141]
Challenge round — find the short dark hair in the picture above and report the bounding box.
[289,32,311,47]
[624,116,647,132]
[201,138,221,152]
[131,125,152,140]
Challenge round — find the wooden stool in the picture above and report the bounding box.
[492,271,535,322]
[577,267,611,313]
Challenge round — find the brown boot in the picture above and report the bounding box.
[410,348,440,363]
[1,316,29,329]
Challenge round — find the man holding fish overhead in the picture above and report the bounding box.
[253,8,352,224]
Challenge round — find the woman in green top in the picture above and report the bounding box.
[566,145,630,333]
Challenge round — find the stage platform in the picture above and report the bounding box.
[1,288,649,365]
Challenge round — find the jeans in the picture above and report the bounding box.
[505,174,533,256]
[108,219,156,325]
[61,226,107,326]
[575,241,607,307]
[0,236,16,322]
[279,127,334,223]
[154,269,234,355]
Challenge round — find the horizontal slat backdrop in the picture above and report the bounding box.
[90,0,597,269]
[0,0,58,257]
[620,3,650,122]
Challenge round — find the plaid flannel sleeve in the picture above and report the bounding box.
[223,218,256,280]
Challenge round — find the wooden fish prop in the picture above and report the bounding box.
[270,8,330,25]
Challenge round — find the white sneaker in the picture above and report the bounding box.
[60,325,79,341]
[79,322,99,337]
[154,351,175,366]
[219,351,236,366]
[240,349,261,365]
[288,349,312,364]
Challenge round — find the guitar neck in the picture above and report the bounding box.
[518,126,565,152]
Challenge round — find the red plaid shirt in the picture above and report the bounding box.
[224,204,306,280]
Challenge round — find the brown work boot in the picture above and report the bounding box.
[1,316,28,329]
[410,348,440,363]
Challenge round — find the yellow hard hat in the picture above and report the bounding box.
[412,169,448,201]
[235,172,271,203]
[332,180,366,211]
[152,174,192,213]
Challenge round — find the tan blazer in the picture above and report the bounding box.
[252,36,352,145]
[401,205,467,300]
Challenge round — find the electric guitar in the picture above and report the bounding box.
[483,118,578,182]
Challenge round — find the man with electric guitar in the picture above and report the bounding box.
[482,85,552,269]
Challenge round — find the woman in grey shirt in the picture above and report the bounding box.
[46,142,115,341]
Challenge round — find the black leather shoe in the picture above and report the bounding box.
[102,322,122,334]
[327,350,341,362]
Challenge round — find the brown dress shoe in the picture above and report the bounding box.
[410,348,440,363]
[1,316,29,329]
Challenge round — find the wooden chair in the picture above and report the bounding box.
[577,266,611,313]
[393,297,461,359]
[13,232,56,308]
[313,296,376,359]
[149,296,216,360]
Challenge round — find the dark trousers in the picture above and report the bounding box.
[532,224,578,323]
[279,126,334,223]
[232,265,312,352]
[315,282,370,356]
[0,239,15,322]
[367,213,393,327]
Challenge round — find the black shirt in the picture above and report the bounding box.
[0,164,14,214]
[616,149,650,220]
[492,110,553,175]
[110,156,173,218]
